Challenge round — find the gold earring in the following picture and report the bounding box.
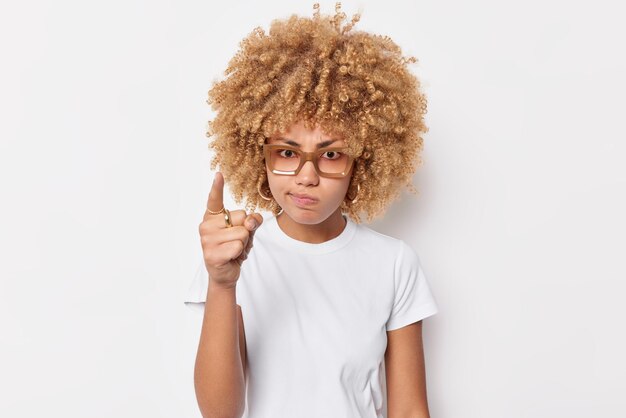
[347,183,360,204]
[258,182,272,201]
[258,181,283,215]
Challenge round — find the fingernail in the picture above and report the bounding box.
[249,220,258,230]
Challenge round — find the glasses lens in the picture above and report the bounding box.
[268,147,350,175]
[267,147,300,172]
[317,149,350,174]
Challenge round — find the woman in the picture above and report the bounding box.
[185,3,439,417]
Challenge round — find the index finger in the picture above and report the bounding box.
[204,171,224,221]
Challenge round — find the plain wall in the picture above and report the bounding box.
[1,0,624,416]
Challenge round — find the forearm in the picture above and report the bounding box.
[388,410,430,418]
[194,281,245,418]
[388,405,431,418]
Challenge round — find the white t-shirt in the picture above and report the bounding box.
[184,213,439,418]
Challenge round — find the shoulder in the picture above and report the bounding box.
[353,225,423,276]
[353,223,408,258]
[354,223,403,247]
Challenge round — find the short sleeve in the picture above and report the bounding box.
[183,258,209,313]
[386,241,439,331]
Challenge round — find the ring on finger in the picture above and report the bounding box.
[224,208,233,228]
[207,205,225,215]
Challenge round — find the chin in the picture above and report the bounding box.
[283,209,320,224]
[281,204,337,225]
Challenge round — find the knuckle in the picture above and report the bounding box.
[200,231,216,242]
[235,225,250,238]
[199,220,215,233]
[203,253,216,266]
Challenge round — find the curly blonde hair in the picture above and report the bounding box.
[206,2,429,224]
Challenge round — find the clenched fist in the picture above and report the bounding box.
[198,172,263,290]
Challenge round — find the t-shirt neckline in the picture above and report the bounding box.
[266,213,357,254]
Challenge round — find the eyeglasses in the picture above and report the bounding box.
[263,144,355,178]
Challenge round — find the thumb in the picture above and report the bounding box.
[244,213,263,231]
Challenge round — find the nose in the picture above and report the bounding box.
[295,159,319,186]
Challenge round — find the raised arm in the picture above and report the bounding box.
[193,172,261,418]
[195,284,246,418]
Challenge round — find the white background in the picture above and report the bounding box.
[1,0,624,417]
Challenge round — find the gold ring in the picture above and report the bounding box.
[224,208,233,228]
[207,205,225,215]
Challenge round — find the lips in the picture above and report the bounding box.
[290,193,318,201]
[289,193,318,206]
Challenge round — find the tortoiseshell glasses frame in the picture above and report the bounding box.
[262,144,356,178]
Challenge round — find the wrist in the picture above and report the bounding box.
[208,280,237,293]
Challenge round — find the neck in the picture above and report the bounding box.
[276,209,347,244]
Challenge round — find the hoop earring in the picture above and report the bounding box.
[258,182,272,201]
[347,183,360,204]
[258,181,283,215]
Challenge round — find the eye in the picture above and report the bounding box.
[321,151,342,160]
[277,148,298,158]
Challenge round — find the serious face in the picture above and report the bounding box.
[264,120,354,225]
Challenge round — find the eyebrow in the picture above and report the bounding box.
[275,137,340,148]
